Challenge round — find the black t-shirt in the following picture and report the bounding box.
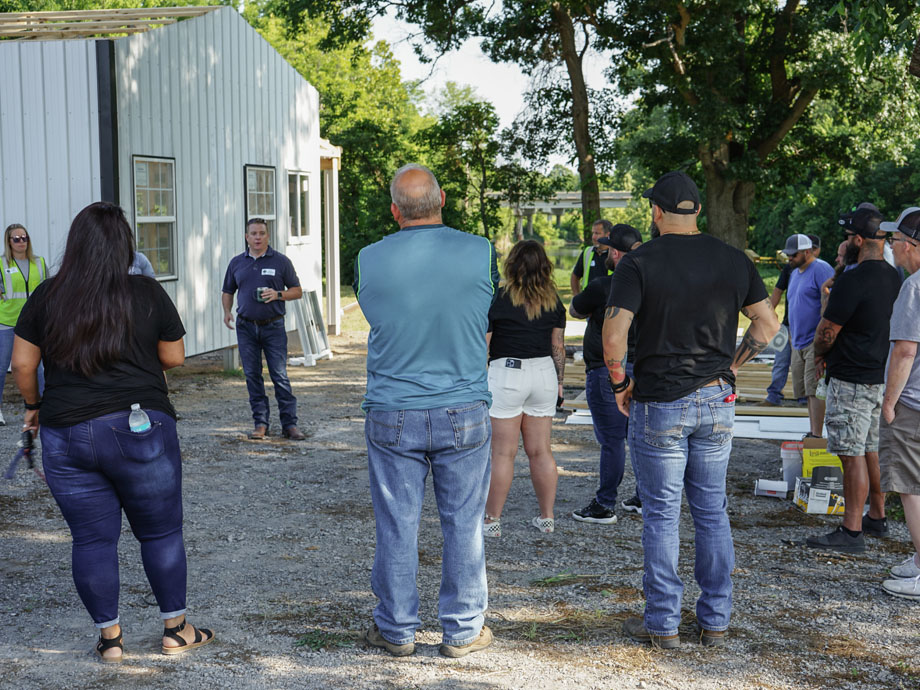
[15,276,186,426]
[572,274,636,371]
[775,262,793,327]
[487,290,566,361]
[823,260,902,384]
[607,233,767,402]
[572,246,611,283]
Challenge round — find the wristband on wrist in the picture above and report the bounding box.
[24,400,41,410]
[277,291,283,301]
[610,374,631,394]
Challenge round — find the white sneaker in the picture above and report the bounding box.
[890,553,920,579]
[0,408,5,426]
[882,575,920,600]
[483,516,501,538]
[532,516,554,533]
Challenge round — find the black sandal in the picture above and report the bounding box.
[161,620,215,655]
[95,632,124,663]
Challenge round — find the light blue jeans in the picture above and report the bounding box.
[365,401,491,646]
[0,327,44,405]
[765,326,790,404]
[629,383,735,636]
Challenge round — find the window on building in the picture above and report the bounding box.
[245,165,276,244]
[288,172,310,238]
[133,156,176,278]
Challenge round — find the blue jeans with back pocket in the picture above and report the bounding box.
[365,401,491,646]
[628,383,735,636]
[40,409,187,628]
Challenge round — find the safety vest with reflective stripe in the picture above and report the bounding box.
[0,256,47,326]
[579,245,612,290]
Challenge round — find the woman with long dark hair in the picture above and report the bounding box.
[0,223,48,425]
[484,240,565,536]
[12,202,213,662]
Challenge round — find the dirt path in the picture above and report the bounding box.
[1,332,918,689]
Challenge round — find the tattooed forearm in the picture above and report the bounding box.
[813,324,838,356]
[604,306,634,323]
[732,330,768,370]
[605,355,627,382]
[551,344,565,384]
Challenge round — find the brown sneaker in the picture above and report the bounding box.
[439,625,493,658]
[282,426,306,440]
[248,425,268,440]
[362,624,415,657]
[695,623,727,647]
[623,616,680,649]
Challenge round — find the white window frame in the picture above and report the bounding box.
[244,165,277,247]
[133,155,177,280]
[287,171,312,242]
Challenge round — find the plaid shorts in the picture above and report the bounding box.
[824,377,883,456]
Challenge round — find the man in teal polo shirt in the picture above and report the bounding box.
[355,164,499,658]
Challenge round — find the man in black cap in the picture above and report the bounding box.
[570,224,643,525]
[806,207,902,553]
[604,171,778,649]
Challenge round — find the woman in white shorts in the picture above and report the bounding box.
[484,241,566,536]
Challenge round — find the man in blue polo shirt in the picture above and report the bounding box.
[221,218,305,440]
[355,163,499,659]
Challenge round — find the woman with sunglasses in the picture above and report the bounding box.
[11,202,213,662]
[0,223,47,426]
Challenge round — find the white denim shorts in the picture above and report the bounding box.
[488,356,557,418]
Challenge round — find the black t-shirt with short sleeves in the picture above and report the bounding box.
[572,274,636,371]
[487,290,566,361]
[775,262,793,327]
[823,259,902,384]
[15,276,186,426]
[572,246,611,282]
[607,233,767,403]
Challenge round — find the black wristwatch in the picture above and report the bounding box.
[277,291,283,301]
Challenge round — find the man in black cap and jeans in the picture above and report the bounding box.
[570,224,643,525]
[604,171,778,648]
[806,207,902,553]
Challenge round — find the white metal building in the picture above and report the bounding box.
[0,6,342,357]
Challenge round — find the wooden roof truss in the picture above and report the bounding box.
[0,7,220,41]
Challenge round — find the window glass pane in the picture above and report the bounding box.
[137,222,174,276]
[299,179,308,236]
[288,174,298,237]
[136,189,147,217]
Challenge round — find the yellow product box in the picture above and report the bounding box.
[794,467,845,515]
[801,437,843,478]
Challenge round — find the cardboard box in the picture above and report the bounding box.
[754,479,788,498]
[794,467,845,514]
[802,437,843,478]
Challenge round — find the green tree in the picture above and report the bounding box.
[606,0,919,248]
[272,0,621,242]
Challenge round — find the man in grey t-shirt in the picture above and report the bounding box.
[878,208,920,598]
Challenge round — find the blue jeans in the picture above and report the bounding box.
[0,326,44,404]
[236,317,297,430]
[40,410,187,628]
[585,365,630,509]
[766,326,790,404]
[629,383,735,636]
[365,401,491,646]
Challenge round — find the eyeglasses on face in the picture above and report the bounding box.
[888,236,918,247]
[10,236,28,243]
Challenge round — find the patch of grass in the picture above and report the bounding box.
[494,603,625,644]
[213,368,246,379]
[530,571,599,588]
[294,630,355,651]
[886,493,905,522]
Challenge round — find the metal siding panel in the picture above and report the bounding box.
[22,47,50,256]
[0,46,26,226]
[65,42,94,219]
[42,42,69,256]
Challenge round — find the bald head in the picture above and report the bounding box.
[390,164,444,226]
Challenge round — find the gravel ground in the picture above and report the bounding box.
[1,331,918,689]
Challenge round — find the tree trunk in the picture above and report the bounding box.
[700,164,755,250]
[552,3,600,243]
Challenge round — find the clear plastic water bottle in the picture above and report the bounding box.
[816,378,827,401]
[129,403,151,433]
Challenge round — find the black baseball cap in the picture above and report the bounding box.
[598,224,642,252]
[838,207,885,239]
[642,171,701,215]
